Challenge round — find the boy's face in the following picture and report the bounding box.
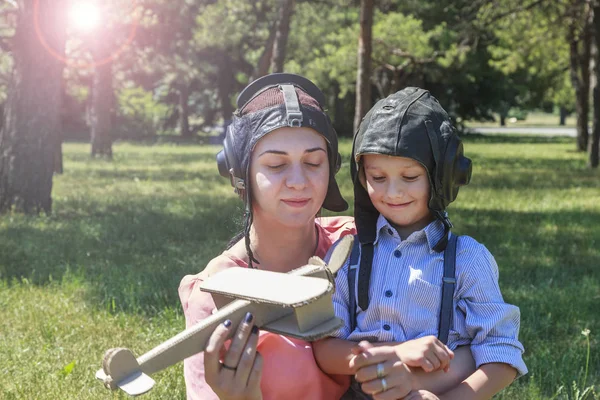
[362,154,433,237]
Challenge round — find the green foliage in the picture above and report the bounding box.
[116,86,171,137]
[483,0,572,108]
[286,1,358,97]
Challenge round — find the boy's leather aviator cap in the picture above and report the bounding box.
[351,87,472,248]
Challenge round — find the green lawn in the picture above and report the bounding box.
[464,111,575,128]
[0,137,598,399]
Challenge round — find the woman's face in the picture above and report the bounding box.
[249,127,329,228]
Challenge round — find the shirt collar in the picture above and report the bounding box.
[374,214,447,252]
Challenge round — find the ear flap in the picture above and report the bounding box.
[425,121,472,211]
[438,136,472,207]
[216,124,245,191]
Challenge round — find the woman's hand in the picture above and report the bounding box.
[350,341,413,399]
[204,313,263,400]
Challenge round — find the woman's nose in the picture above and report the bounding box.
[285,163,308,189]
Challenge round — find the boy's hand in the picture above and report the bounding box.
[403,389,441,400]
[395,336,454,373]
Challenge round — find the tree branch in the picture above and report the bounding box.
[485,0,547,24]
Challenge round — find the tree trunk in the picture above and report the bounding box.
[559,106,567,125]
[90,61,113,158]
[179,84,191,138]
[254,21,278,79]
[54,132,63,174]
[590,1,600,168]
[0,0,66,214]
[500,115,506,126]
[581,12,592,151]
[218,52,235,130]
[270,0,295,73]
[353,0,374,134]
[568,11,591,152]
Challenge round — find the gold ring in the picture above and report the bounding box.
[376,362,385,379]
[381,377,388,392]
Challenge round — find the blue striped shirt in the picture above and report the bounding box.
[327,215,527,376]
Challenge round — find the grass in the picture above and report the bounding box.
[0,137,598,399]
[464,111,576,128]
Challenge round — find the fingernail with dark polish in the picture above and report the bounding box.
[251,325,259,334]
[245,312,254,323]
[223,319,232,328]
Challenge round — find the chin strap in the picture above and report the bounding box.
[432,210,453,253]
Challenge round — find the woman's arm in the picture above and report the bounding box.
[439,363,517,400]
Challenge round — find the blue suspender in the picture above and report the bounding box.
[346,233,458,345]
[438,234,458,344]
[347,235,361,333]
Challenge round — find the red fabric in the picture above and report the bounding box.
[179,216,355,400]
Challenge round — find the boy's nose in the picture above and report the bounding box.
[387,181,406,199]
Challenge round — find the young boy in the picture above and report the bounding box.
[313,87,526,399]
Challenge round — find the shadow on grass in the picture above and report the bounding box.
[461,133,574,145]
[0,193,245,315]
[64,167,227,184]
[66,150,219,165]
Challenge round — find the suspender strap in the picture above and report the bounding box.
[438,234,458,345]
[347,235,361,333]
[357,242,374,311]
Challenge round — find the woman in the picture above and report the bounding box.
[178,73,356,400]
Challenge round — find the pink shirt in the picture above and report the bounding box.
[179,216,356,400]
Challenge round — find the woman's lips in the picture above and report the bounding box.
[282,198,311,208]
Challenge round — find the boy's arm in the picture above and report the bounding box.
[313,337,358,375]
[455,243,527,377]
[439,363,517,400]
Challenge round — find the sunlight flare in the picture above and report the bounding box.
[68,2,101,33]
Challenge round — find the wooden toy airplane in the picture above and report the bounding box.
[96,235,354,396]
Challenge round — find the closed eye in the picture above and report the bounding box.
[305,162,322,168]
[268,164,285,170]
[403,176,419,180]
[371,176,385,182]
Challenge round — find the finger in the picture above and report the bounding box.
[373,386,414,400]
[354,360,392,383]
[357,340,374,351]
[222,312,255,372]
[399,391,420,400]
[350,347,394,370]
[425,351,441,371]
[235,325,260,385]
[430,342,453,371]
[204,319,234,381]
[420,357,434,372]
[246,351,264,391]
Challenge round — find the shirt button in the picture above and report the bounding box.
[385,290,393,297]
[387,228,393,235]
[383,324,391,331]
[393,249,402,258]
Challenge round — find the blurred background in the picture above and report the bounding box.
[0,1,598,399]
